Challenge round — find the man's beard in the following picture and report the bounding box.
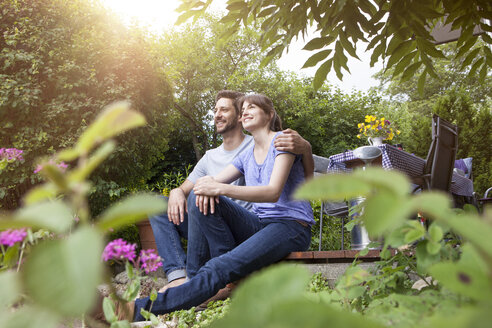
[216,119,238,134]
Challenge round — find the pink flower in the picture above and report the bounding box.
[139,249,162,274]
[34,160,68,174]
[0,148,24,162]
[0,229,27,247]
[102,239,137,262]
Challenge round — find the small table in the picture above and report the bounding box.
[327,144,474,197]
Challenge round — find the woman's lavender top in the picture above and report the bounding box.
[232,132,314,225]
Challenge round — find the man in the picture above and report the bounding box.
[149,90,313,292]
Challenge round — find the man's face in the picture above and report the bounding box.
[214,97,240,134]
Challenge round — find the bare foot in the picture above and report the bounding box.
[159,277,186,293]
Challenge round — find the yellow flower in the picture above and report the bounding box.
[397,130,401,135]
[357,134,361,139]
[381,118,385,126]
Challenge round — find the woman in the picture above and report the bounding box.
[133,94,313,320]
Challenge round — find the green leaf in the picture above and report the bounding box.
[2,244,20,268]
[416,241,441,274]
[41,164,69,191]
[428,223,443,243]
[467,57,485,79]
[404,224,426,244]
[353,168,411,197]
[400,61,423,82]
[96,193,167,231]
[22,183,58,205]
[410,192,453,220]
[76,101,146,155]
[1,306,60,328]
[385,225,409,248]
[370,41,386,67]
[417,69,427,96]
[426,240,441,255]
[295,173,371,201]
[110,320,131,328]
[211,264,313,328]
[257,6,276,18]
[103,297,117,324]
[478,62,487,82]
[0,200,73,233]
[339,31,359,59]
[303,37,330,51]
[392,50,418,78]
[460,47,481,70]
[362,191,414,236]
[312,58,332,90]
[69,141,115,182]
[429,244,491,301]
[387,40,416,70]
[434,213,492,259]
[0,271,21,308]
[123,278,140,301]
[301,49,332,68]
[22,227,104,316]
[56,148,80,162]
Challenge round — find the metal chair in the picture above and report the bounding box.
[421,114,459,192]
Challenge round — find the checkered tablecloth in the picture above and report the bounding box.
[327,144,474,197]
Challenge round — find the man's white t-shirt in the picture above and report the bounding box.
[187,134,254,210]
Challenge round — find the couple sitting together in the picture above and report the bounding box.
[132,90,314,321]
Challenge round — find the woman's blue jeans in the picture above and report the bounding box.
[134,191,311,321]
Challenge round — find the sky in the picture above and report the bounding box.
[101,0,383,93]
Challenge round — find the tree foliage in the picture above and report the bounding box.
[177,0,492,91]
[153,14,268,160]
[0,0,173,211]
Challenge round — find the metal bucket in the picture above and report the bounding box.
[349,197,380,250]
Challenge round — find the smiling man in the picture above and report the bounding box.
[148,90,313,295]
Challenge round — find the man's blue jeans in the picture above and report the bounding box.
[148,196,210,281]
[134,191,311,320]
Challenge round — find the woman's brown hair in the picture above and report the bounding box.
[238,94,282,132]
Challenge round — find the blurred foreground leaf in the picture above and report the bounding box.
[22,227,103,316]
[0,271,21,308]
[429,244,491,301]
[0,305,60,328]
[0,200,73,233]
[212,264,381,328]
[96,193,167,231]
[76,101,146,155]
[295,174,371,201]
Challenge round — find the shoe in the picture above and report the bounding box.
[196,283,236,311]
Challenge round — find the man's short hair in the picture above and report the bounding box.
[216,90,244,115]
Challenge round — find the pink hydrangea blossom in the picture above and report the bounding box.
[0,229,27,247]
[139,249,163,274]
[102,239,137,262]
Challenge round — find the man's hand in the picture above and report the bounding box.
[274,128,314,179]
[274,128,311,155]
[193,176,221,215]
[167,188,187,225]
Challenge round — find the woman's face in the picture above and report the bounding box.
[241,101,272,132]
